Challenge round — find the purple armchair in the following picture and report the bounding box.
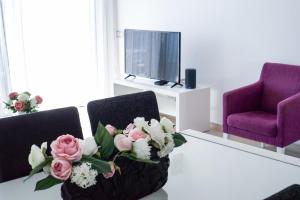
[223,62,300,150]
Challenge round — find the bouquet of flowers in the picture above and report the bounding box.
[26,117,187,192]
[4,91,43,114]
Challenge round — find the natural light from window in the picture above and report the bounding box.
[6,0,99,109]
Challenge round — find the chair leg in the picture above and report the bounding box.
[276,147,285,154]
[223,133,229,139]
[260,143,265,148]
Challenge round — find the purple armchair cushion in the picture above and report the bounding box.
[227,111,277,137]
[222,82,263,132]
[260,63,300,113]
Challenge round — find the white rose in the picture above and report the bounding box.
[30,98,37,107]
[160,117,175,134]
[18,93,30,101]
[28,142,47,169]
[133,138,151,160]
[80,137,98,156]
[133,117,148,130]
[144,119,165,149]
[158,133,175,158]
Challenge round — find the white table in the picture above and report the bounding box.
[1,130,300,200]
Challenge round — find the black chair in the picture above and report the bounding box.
[0,107,83,183]
[264,184,300,200]
[87,91,160,134]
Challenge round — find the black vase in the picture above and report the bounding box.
[61,152,170,200]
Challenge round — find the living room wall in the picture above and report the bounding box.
[117,0,300,124]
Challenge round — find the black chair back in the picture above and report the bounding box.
[0,107,83,182]
[87,91,160,134]
[264,184,300,200]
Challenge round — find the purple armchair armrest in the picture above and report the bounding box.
[278,93,300,147]
[223,81,263,132]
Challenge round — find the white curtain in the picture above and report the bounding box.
[0,0,11,116]
[1,0,119,110]
[1,0,28,91]
[94,0,119,97]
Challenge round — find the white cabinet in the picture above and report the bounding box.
[113,78,210,132]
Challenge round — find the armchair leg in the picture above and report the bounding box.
[276,147,285,154]
[223,133,229,139]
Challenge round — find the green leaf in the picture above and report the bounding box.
[24,157,53,182]
[81,155,111,173]
[116,129,123,135]
[3,102,11,107]
[120,152,159,164]
[94,122,114,160]
[35,176,62,191]
[173,132,187,147]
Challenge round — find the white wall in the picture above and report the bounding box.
[117,0,300,124]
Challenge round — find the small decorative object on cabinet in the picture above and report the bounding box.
[185,68,196,89]
[3,91,43,114]
[25,117,187,200]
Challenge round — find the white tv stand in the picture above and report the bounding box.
[113,78,210,132]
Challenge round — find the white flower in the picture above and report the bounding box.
[71,162,98,189]
[28,142,47,169]
[133,138,151,160]
[80,137,98,156]
[160,117,175,134]
[133,117,148,130]
[144,119,165,149]
[30,98,37,107]
[158,133,175,158]
[18,93,30,101]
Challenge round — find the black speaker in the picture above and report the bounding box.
[185,68,196,89]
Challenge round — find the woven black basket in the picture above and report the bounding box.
[61,152,170,200]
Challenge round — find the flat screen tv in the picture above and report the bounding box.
[125,29,181,87]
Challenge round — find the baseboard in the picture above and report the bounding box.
[210,122,223,132]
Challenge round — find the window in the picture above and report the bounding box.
[4,0,101,108]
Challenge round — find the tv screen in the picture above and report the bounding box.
[125,29,181,83]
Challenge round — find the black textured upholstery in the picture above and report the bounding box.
[264,184,300,200]
[0,107,83,183]
[87,91,160,134]
[61,149,169,200]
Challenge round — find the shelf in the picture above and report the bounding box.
[114,78,209,98]
[113,78,210,132]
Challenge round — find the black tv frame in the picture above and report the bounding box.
[124,29,182,88]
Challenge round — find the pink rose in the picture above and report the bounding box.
[123,123,135,135]
[14,101,25,112]
[103,162,115,179]
[35,95,43,104]
[51,134,82,161]
[9,92,18,100]
[50,158,72,181]
[105,124,116,136]
[128,128,147,141]
[114,134,132,152]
